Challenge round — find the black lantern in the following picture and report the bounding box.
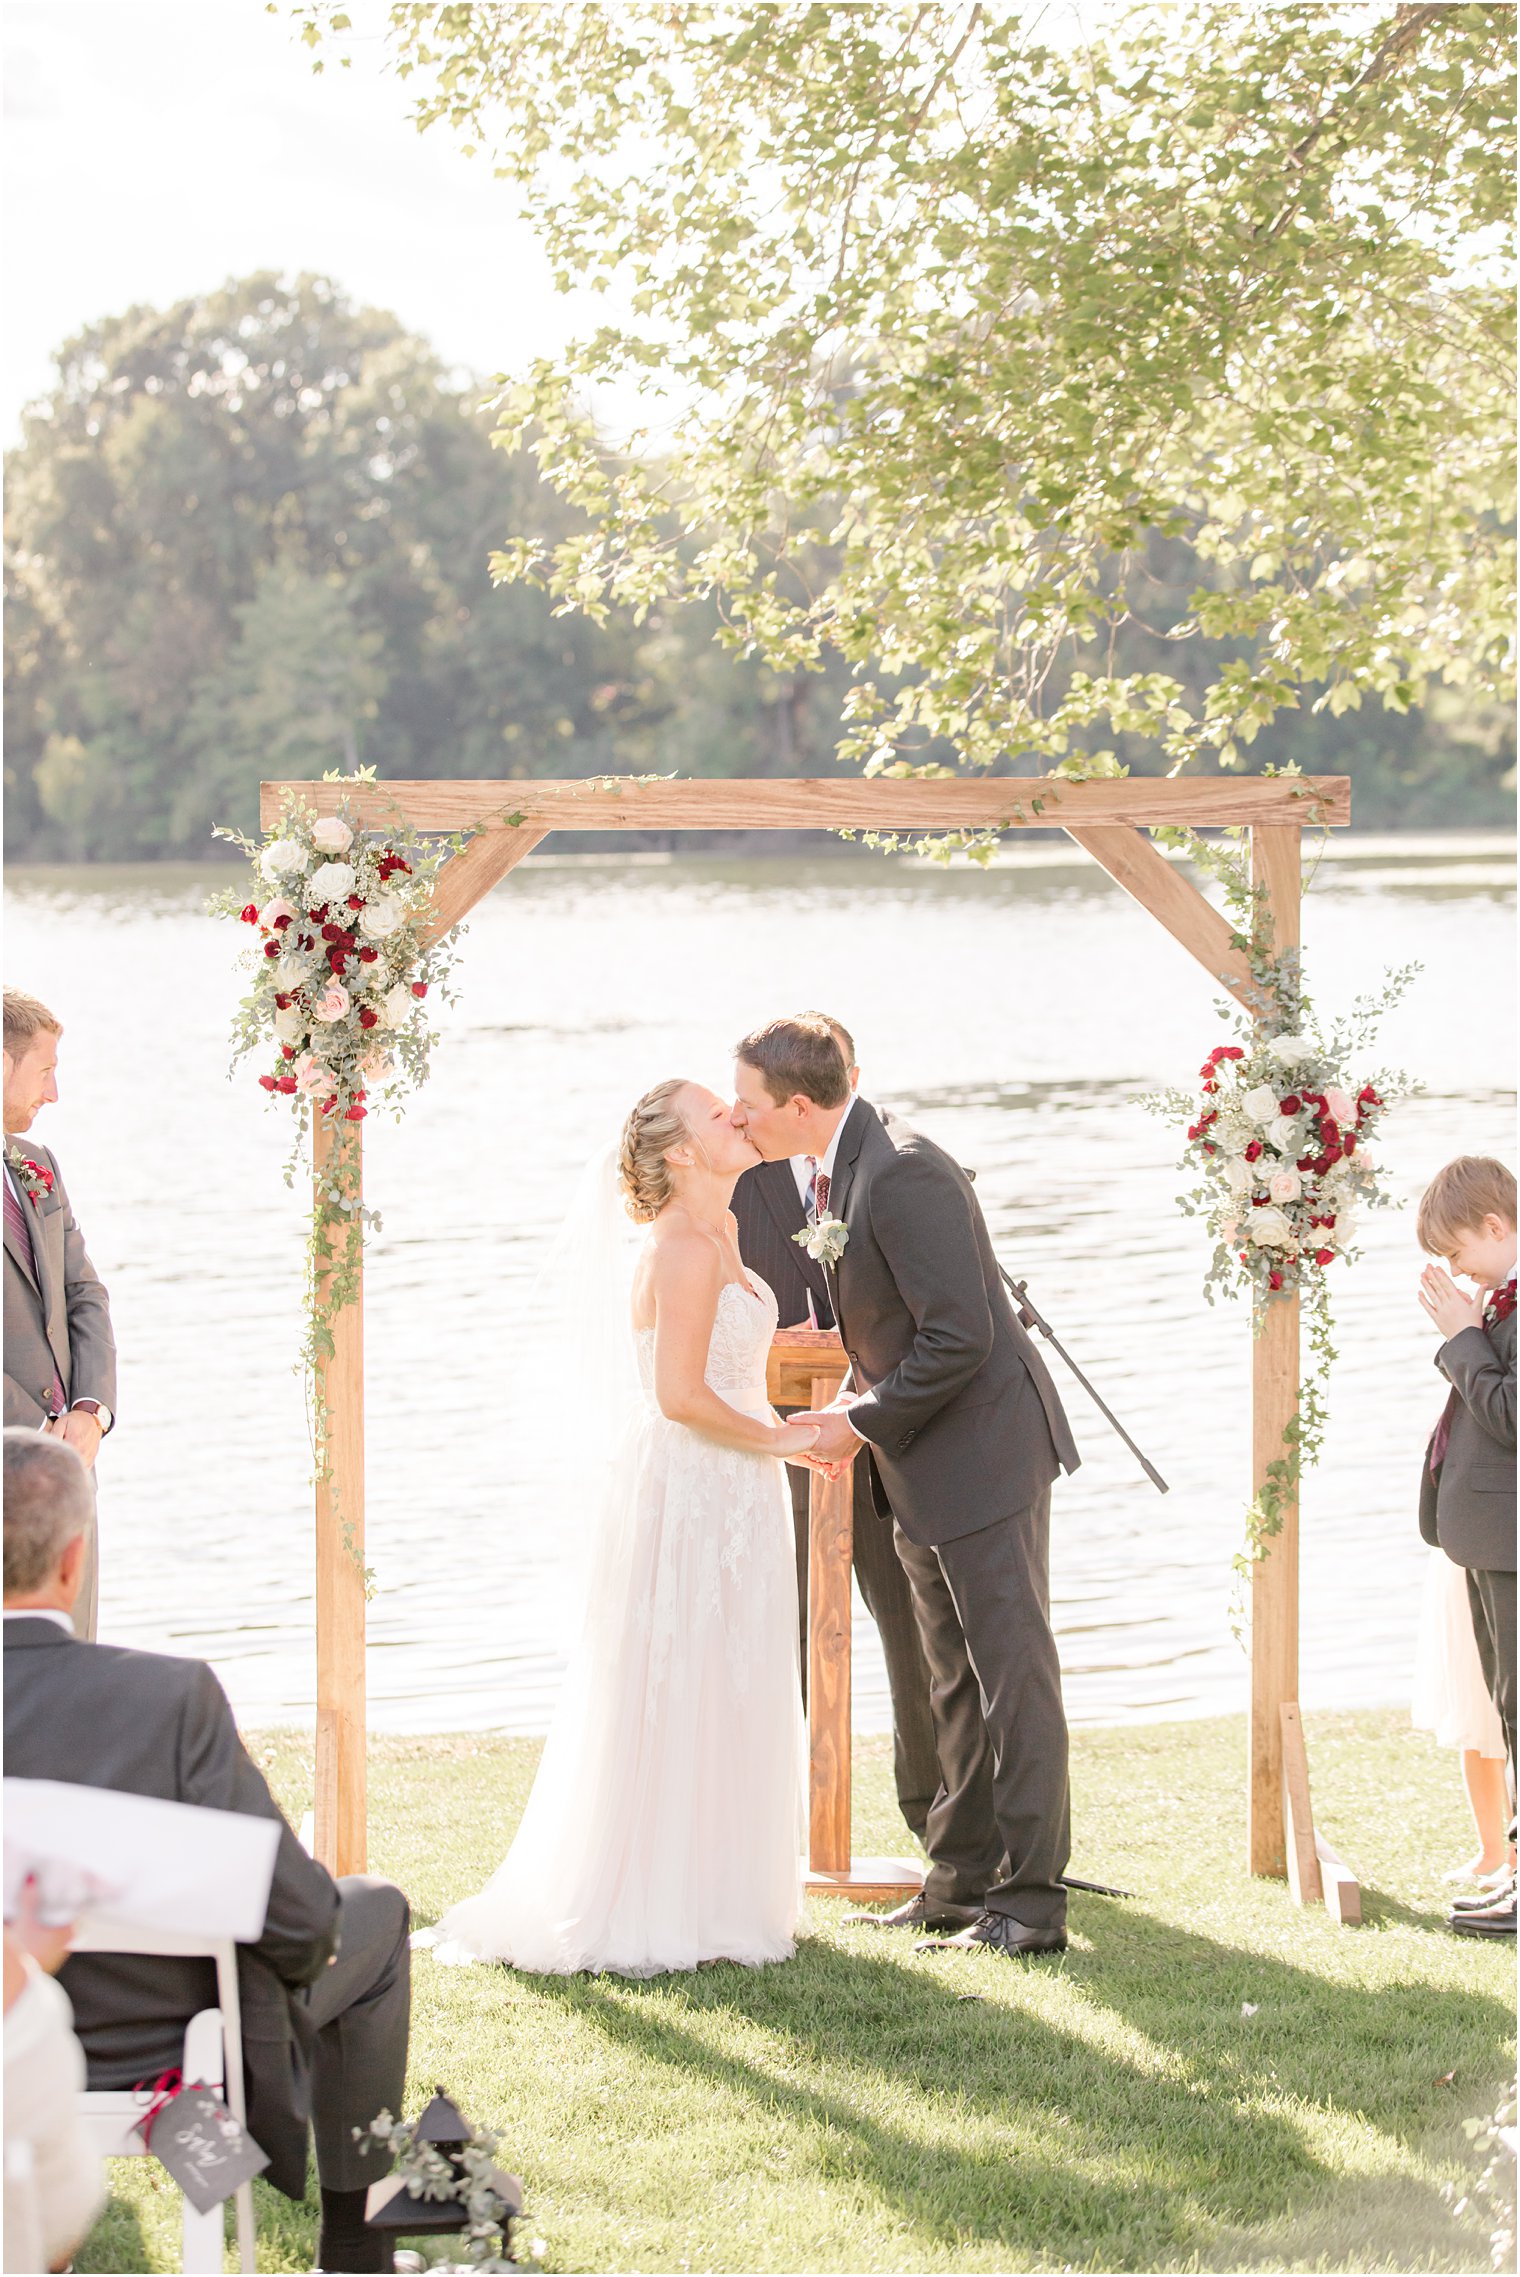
[364,2086,522,2252]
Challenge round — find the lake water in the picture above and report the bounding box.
[6,833,1514,1736]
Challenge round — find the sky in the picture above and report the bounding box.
[1,0,638,443]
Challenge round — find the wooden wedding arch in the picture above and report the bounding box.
[262,772,1351,1907]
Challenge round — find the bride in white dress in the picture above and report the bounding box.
[419,1080,818,1976]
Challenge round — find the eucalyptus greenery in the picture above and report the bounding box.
[292,0,1513,837]
[214,772,488,1579]
[356,2106,529,2272]
[1149,847,1416,1626]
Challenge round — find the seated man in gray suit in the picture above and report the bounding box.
[3,1432,409,2273]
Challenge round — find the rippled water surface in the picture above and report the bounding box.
[7,833,1513,1734]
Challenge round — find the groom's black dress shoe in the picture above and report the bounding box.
[841,1893,980,1933]
[913,1910,1068,1958]
[1447,1893,1516,1939]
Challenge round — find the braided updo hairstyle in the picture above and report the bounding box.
[618,1079,692,1223]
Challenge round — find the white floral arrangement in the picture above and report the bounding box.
[1169,1028,1397,1301]
[215,780,454,1131]
[794,1215,850,1267]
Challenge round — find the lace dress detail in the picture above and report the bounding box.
[420,1269,805,1977]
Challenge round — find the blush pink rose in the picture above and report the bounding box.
[1322,1086,1357,1128]
[312,981,351,1024]
[258,895,297,931]
[292,1053,332,1095]
[1268,1169,1302,1204]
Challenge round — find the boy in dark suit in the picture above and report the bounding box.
[731,1016,940,1845]
[1416,1156,1517,1941]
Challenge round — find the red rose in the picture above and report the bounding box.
[321,923,342,942]
[1268,1270,1284,1291]
[347,894,364,910]
[297,934,314,951]
[1220,1046,1244,1062]
[282,1045,297,1060]
[263,940,280,958]
[240,903,260,925]
[1244,1141,1262,1163]
[273,913,292,930]
[344,1104,366,1122]
[1314,1248,1334,1266]
[1358,1084,1380,1107]
[258,1074,277,1091]
[411,982,427,999]
[358,1007,378,1029]
[1279,1094,1301,1116]
[276,1075,298,1095]
[274,992,292,1010]
[1297,1155,1315,1172]
[359,946,379,963]
[310,904,329,923]
[1341,1132,1356,1155]
[329,950,348,974]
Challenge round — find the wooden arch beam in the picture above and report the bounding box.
[1064,824,1259,1010]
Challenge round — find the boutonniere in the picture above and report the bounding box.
[1485,1282,1516,1329]
[5,1145,54,1209]
[794,1214,849,1267]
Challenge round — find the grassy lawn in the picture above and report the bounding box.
[78,1709,1513,2274]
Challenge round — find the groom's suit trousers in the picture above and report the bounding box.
[893,1489,1070,1934]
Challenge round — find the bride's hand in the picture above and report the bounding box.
[772,1421,821,1461]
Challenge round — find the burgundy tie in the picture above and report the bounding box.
[812,1169,831,1221]
[4,1174,65,1412]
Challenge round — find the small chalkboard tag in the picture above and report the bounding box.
[145,2084,269,2209]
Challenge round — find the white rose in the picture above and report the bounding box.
[310,816,355,856]
[381,983,414,1029]
[274,1007,306,1043]
[274,955,309,990]
[1249,1206,1294,1248]
[1268,1169,1301,1204]
[306,861,357,903]
[1267,1035,1313,1068]
[1224,1157,1253,1196]
[260,837,306,880]
[358,895,406,940]
[1242,1084,1280,1126]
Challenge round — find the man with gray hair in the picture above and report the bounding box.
[3,1430,412,2273]
[4,988,116,1638]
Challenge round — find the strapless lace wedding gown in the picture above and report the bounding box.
[420,1269,806,1976]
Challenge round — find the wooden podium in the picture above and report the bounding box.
[767,1328,925,1902]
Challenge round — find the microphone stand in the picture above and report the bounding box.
[998,1265,1170,1497]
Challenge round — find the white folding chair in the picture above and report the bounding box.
[71,1921,256,2275]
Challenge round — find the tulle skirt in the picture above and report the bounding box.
[1411,1549,1506,1759]
[419,1388,806,1976]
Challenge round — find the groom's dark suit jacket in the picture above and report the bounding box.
[4,1618,340,2199]
[824,1098,1079,1547]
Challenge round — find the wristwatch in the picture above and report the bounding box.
[69,1398,114,1435]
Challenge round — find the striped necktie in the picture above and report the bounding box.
[4,1170,65,1412]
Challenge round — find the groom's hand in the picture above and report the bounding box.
[805,1406,864,1467]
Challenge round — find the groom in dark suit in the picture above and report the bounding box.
[733,1016,1080,1955]
[732,1015,940,1845]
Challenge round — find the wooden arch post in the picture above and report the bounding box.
[262,773,1347,1882]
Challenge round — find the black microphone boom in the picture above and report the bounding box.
[999,1266,1169,1496]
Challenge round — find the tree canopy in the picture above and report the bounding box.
[299,0,1515,805]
